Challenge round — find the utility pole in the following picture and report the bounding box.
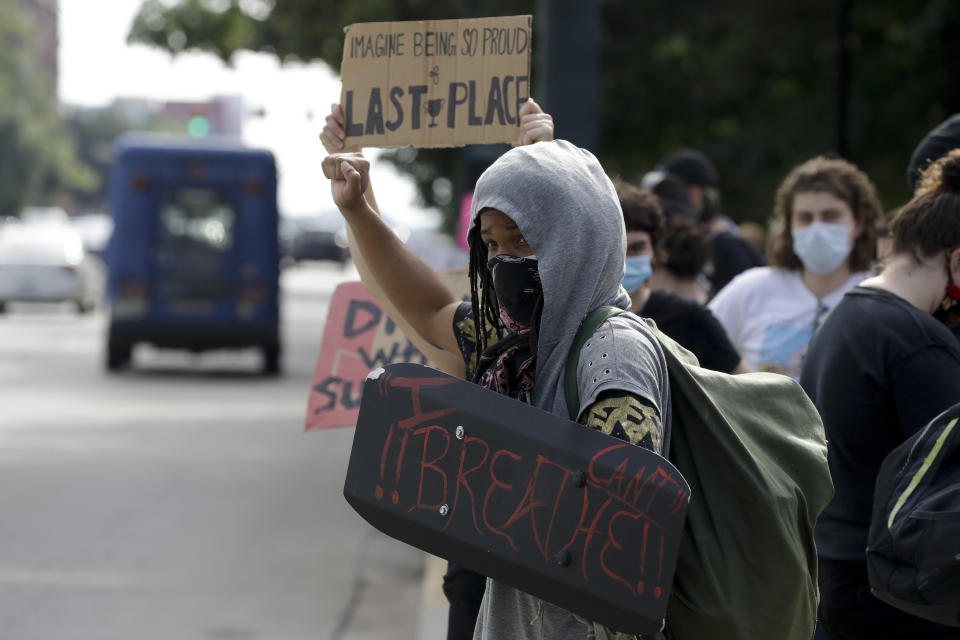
[536,0,600,153]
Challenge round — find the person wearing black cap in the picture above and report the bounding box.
[657,149,765,295]
[640,169,698,221]
[906,113,960,192]
[658,149,720,216]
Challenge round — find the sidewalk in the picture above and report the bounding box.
[416,554,448,640]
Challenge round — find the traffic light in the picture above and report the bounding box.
[187,115,211,138]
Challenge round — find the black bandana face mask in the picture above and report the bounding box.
[933,251,960,328]
[487,254,542,334]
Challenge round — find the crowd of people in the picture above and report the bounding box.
[320,101,960,640]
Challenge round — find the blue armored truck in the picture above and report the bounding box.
[106,136,281,374]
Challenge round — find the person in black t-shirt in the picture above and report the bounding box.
[614,178,749,374]
[799,150,960,640]
[641,171,713,305]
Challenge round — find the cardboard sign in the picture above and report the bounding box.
[306,272,470,430]
[340,15,532,149]
[344,363,690,635]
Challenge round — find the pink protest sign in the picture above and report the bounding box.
[306,273,469,430]
[458,191,473,250]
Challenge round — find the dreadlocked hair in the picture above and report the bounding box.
[467,229,503,380]
[466,226,545,384]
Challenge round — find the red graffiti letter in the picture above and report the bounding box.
[482,449,523,551]
[408,425,450,513]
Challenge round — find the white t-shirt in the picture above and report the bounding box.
[708,267,866,379]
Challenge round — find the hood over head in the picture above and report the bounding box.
[469,139,630,416]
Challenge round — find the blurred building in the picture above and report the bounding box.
[161,95,245,138]
[18,0,58,97]
[83,94,247,139]
[110,98,166,129]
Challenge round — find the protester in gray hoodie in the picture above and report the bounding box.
[322,133,671,640]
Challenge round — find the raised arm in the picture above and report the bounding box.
[322,152,464,368]
[320,104,466,376]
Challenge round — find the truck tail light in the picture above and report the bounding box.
[121,280,147,299]
[131,173,149,190]
[113,280,148,318]
[237,286,264,304]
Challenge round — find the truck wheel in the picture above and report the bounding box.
[107,340,132,371]
[262,345,281,376]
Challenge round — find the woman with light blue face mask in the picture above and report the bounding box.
[708,156,883,379]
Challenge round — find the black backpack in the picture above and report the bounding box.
[867,402,960,627]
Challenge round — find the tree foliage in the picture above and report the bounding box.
[128,0,960,228]
[0,0,96,217]
[601,0,960,223]
[62,108,141,213]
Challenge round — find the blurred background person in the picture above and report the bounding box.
[737,220,768,261]
[656,149,765,295]
[640,168,698,223]
[615,178,749,374]
[800,149,960,640]
[708,156,881,379]
[641,171,712,304]
[905,112,960,344]
[648,220,712,305]
[906,113,960,193]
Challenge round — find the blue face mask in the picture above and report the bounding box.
[792,222,853,275]
[622,254,653,293]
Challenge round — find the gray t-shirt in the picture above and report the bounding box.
[575,313,671,456]
[473,313,671,640]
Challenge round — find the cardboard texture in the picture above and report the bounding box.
[306,271,470,430]
[340,15,532,149]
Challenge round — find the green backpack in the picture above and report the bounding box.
[565,307,834,640]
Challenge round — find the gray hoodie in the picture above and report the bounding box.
[468,140,671,639]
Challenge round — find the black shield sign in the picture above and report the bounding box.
[343,363,689,636]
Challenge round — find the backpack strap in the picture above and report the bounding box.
[564,305,625,421]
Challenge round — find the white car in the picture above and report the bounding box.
[0,223,103,313]
[20,206,71,226]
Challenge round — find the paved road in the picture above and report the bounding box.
[0,263,427,640]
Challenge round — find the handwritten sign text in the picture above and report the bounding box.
[340,16,532,148]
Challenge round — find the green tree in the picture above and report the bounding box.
[62,107,142,212]
[128,0,960,229]
[600,0,960,223]
[0,0,96,217]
